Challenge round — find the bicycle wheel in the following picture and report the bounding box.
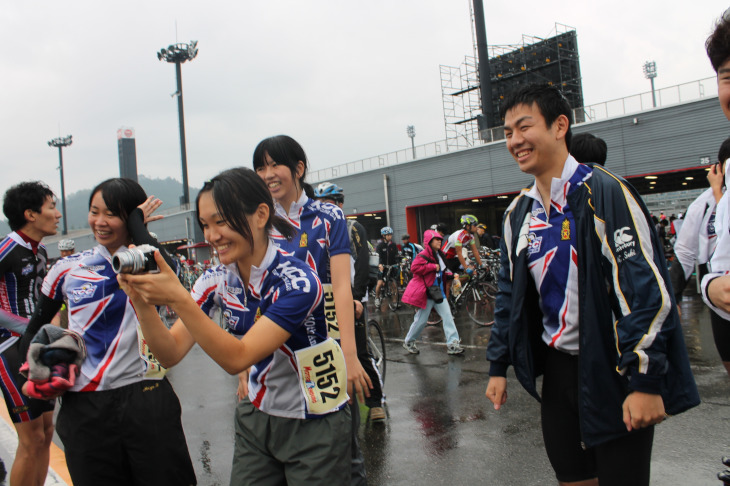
[366,320,386,382]
[465,285,495,326]
[387,278,400,311]
[426,307,443,326]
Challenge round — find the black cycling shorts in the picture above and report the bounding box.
[710,311,730,362]
[444,257,461,274]
[541,346,654,486]
[0,340,55,423]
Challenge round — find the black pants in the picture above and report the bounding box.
[541,346,654,485]
[56,378,196,486]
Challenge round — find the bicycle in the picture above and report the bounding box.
[375,264,401,311]
[427,266,497,326]
[398,256,413,288]
[366,319,386,381]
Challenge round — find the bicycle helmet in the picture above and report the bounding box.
[58,239,75,251]
[460,214,478,226]
[477,223,487,231]
[381,226,393,236]
[314,182,344,203]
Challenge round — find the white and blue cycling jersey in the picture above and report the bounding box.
[191,240,347,419]
[525,156,592,354]
[271,192,351,286]
[42,245,163,391]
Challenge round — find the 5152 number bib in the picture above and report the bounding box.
[322,283,340,340]
[295,337,348,415]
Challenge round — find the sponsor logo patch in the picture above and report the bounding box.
[70,283,97,303]
[527,233,542,255]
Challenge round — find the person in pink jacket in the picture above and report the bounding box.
[402,229,465,355]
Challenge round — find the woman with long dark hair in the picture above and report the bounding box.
[253,135,372,484]
[22,178,196,486]
[118,168,352,485]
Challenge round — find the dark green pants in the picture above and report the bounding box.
[231,399,351,486]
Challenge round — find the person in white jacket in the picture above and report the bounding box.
[671,138,728,304]
[701,12,730,378]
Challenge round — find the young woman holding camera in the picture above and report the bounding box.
[21,178,196,486]
[117,168,352,485]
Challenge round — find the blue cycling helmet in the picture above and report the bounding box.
[381,226,393,236]
[314,182,344,203]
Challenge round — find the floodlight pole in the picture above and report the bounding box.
[643,61,657,108]
[174,61,190,207]
[407,125,416,159]
[47,135,72,235]
[158,41,198,207]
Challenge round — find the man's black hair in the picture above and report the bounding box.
[719,136,730,166]
[570,133,608,166]
[3,181,55,232]
[500,84,573,149]
[706,9,730,72]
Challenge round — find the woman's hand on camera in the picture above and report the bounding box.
[118,250,187,307]
[138,195,164,224]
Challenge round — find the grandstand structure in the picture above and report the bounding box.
[441,23,583,150]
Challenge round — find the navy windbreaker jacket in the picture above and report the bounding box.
[486,164,700,448]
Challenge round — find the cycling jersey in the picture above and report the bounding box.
[42,244,166,391]
[272,192,350,285]
[375,240,398,267]
[401,242,422,261]
[524,158,592,353]
[442,229,474,260]
[191,241,347,419]
[0,232,47,352]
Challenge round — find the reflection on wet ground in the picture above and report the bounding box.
[359,291,730,485]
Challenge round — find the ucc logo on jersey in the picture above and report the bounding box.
[299,232,308,248]
[527,233,543,255]
[70,283,97,303]
[560,219,571,241]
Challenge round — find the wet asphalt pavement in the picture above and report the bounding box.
[167,290,730,486]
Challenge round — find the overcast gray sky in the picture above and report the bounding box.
[1,0,727,211]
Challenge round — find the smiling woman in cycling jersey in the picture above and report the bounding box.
[119,168,351,485]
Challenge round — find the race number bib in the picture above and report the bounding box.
[295,337,348,415]
[136,325,167,379]
[323,283,340,340]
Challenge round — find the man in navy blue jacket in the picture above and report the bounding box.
[485,84,699,486]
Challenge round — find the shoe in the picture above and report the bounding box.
[402,341,419,354]
[724,457,730,468]
[447,340,465,355]
[719,469,730,485]
[369,406,386,422]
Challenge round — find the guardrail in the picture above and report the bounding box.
[309,76,718,183]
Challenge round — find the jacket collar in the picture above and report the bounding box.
[525,155,581,214]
